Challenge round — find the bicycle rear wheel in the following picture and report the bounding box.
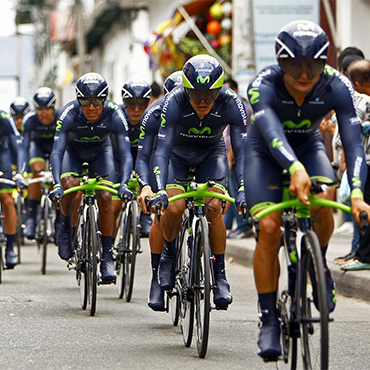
[300,230,329,370]
[194,217,211,358]
[87,206,98,316]
[15,193,23,264]
[121,201,139,302]
[179,222,194,347]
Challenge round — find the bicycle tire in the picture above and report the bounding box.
[0,243,3,284]
[194,216,211,358]
[76,211,88,310]
[87,206,98,316]
[123,200,139,302]
[300,230,329,370]
[170,287,180,326]
[179,223,194,347]
[41,198,50,275]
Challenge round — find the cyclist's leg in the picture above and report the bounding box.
[196,150,232,306]
[59,148,81,260]
[157,155,187,290]
[299,140,337,312]
[244,144,282,359]
[91,144,116,282]
[0,148,18,268]
[25,140,45,238]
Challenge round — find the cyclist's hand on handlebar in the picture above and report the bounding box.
[351,197,370,226]
[118,183,133,201]
[235,185,246,213]
[149,190,169,212]
[289,169,311,206]
[138,185,154,213]
[14,173,27,189]
[49,183,65,200]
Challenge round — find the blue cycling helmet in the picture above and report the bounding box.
[275,20,329,61]
[75,72,109,99]
[33,87,56,109]
[10,97,30,116]
[182,55,224,104]
[163,71,182,95]
[121,79,151,101]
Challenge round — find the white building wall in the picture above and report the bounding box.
[337,0,370,58]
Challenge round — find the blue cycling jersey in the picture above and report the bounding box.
[51,99,133,186]
[135,96,164,188]
[0,110,24,172]
[246,64,366,194]
[153,85,247,191]
[23,109,60,164]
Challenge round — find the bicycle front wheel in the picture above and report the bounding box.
[300,230,329,370]
[194,217,211,358]
[15,194,23,264]
[122,201,139,302]
[41,198,52,275]
[87,206,98,316]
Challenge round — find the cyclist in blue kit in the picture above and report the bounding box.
[0,110,25,268]
[244,20,370,360]
[150,55,247,308]
[49,73,133,282]
[111,79,152,237]
[136,71,182,311]
[23,87,60,239]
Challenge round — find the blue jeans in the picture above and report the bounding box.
[224,166,251,231]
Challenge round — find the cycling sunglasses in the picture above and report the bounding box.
[124,99,149,110]
[279,58,325,80]
[185,88,221,105]
[79,98,104,107]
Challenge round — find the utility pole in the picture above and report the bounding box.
[75,0,86,76]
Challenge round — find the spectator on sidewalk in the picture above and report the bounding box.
[223,78,253,238]
[340,59,370,270]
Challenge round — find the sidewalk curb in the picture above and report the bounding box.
[226,239,370,303]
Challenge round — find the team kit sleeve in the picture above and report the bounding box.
[112,108,133,185]
[334,80,367,199]
[228,93,248,189]
[135,104,161,189]
[152,93,180,192]
[6,116,26,173]
[22,116,32,167]
[50,112,69,186]
[247,83,301,175]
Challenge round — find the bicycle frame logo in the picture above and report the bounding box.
[188,127,211,135]
[282,119,312,130]
[197,75,210,84]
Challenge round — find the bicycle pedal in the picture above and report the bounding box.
[67,260,76,270]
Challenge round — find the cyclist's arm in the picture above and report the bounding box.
[50,115,69,185]
[112,110,133,185]
[228,94,248,189]
[135,105,161,189]
[152,95,179,192]
[335,85,367,200]
[6,116,26,173]
[247,84,301,175]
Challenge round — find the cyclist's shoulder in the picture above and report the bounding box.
[163,85,186,107]
[321,65,353,93]
[142,97,164,124]
[0,110,11,124]
[59,100,79,119]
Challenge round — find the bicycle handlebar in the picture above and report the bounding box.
[63,177,118,196]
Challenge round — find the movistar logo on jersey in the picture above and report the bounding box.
[248,88,260,105]
[131,138,139,144]
[56,120,62,132]
[271,138,283,149]
[80,136,101,141]
[188,127,211,135]
[352,177,361,188]
[41,133,54,139]
[140,126,145,140]
[225,89,237,98]
[0,112,10,119]
[153,166,161,175]
[197,75,210,84]
[282,119,312,130]
[160,113,166,128]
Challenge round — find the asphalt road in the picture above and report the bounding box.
[0,239,370,370]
